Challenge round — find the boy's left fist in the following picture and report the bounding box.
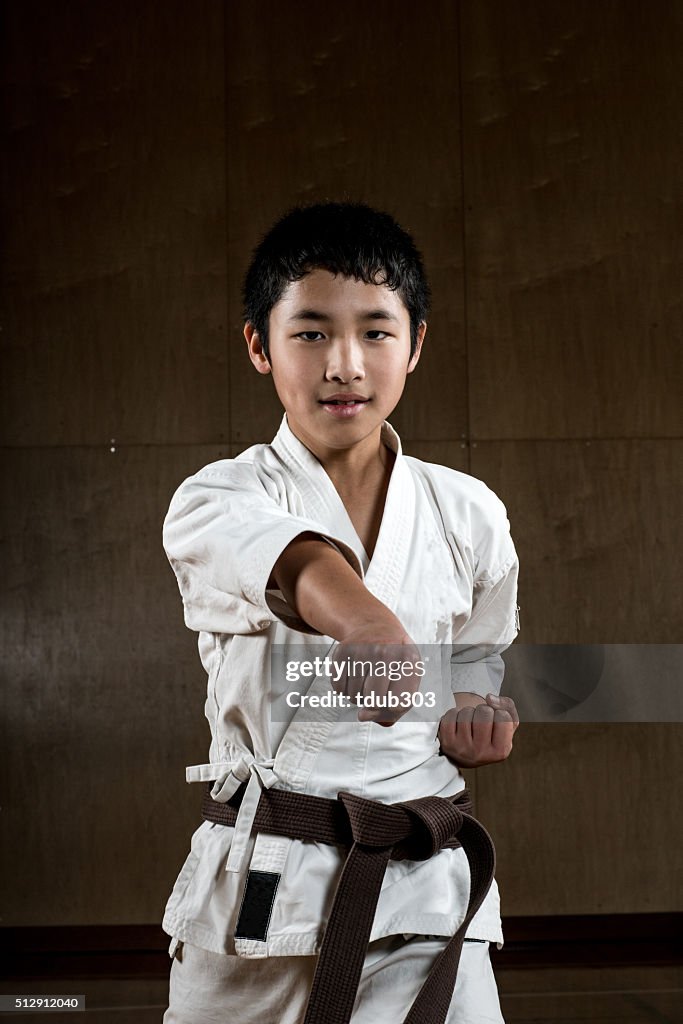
[438,694,519,768]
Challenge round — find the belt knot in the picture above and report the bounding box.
[396,795,464,859]
[337,791,410,849]
[337,791,465,861]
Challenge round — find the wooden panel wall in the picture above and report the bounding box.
[0,445,223,922]
[477,723,682,916]
[1,0,228,446]
[1,0,227,924]
[472,441,682,644]
[463,0,683,916]
[460,0,683,441]
[2,0,680,926]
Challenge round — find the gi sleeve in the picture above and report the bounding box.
[450,490,520,699]
[163,460,363,635]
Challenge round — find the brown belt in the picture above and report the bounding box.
[201,782,495,1024]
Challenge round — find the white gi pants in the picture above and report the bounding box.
[163,935,505,1024]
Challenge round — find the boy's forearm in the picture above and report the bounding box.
[272,534,404,641]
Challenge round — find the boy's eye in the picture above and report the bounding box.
[296,331,325,342]
[366,331,388,340]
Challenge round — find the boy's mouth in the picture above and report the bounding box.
[319,394,370,406]
[318,394,371,418]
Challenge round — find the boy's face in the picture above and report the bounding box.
[245,269,425,456]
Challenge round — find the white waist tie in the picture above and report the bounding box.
[185,755,278,874]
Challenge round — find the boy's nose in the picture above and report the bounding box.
[324,338,366,383]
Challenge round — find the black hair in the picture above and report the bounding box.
[242,202,431,361]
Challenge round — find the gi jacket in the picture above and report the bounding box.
[162,415,519,958]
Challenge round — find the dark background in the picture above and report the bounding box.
[1,0,681,931]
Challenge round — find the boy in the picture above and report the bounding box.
[162,203,520,1023]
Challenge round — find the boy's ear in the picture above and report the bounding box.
[244,322,272,374]
[407,321,427,374]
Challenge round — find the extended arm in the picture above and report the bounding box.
[272,533,408,643]
[273,534,423,725]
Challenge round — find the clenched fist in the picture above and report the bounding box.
[330,624,423,727]
[438,694,519,768]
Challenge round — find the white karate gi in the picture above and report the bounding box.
[161,414,519,969]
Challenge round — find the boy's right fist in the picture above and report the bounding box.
[331,623,423,727]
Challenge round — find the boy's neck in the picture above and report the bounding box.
[287,417,394,493]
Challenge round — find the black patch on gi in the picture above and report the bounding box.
[235,870,281,941]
